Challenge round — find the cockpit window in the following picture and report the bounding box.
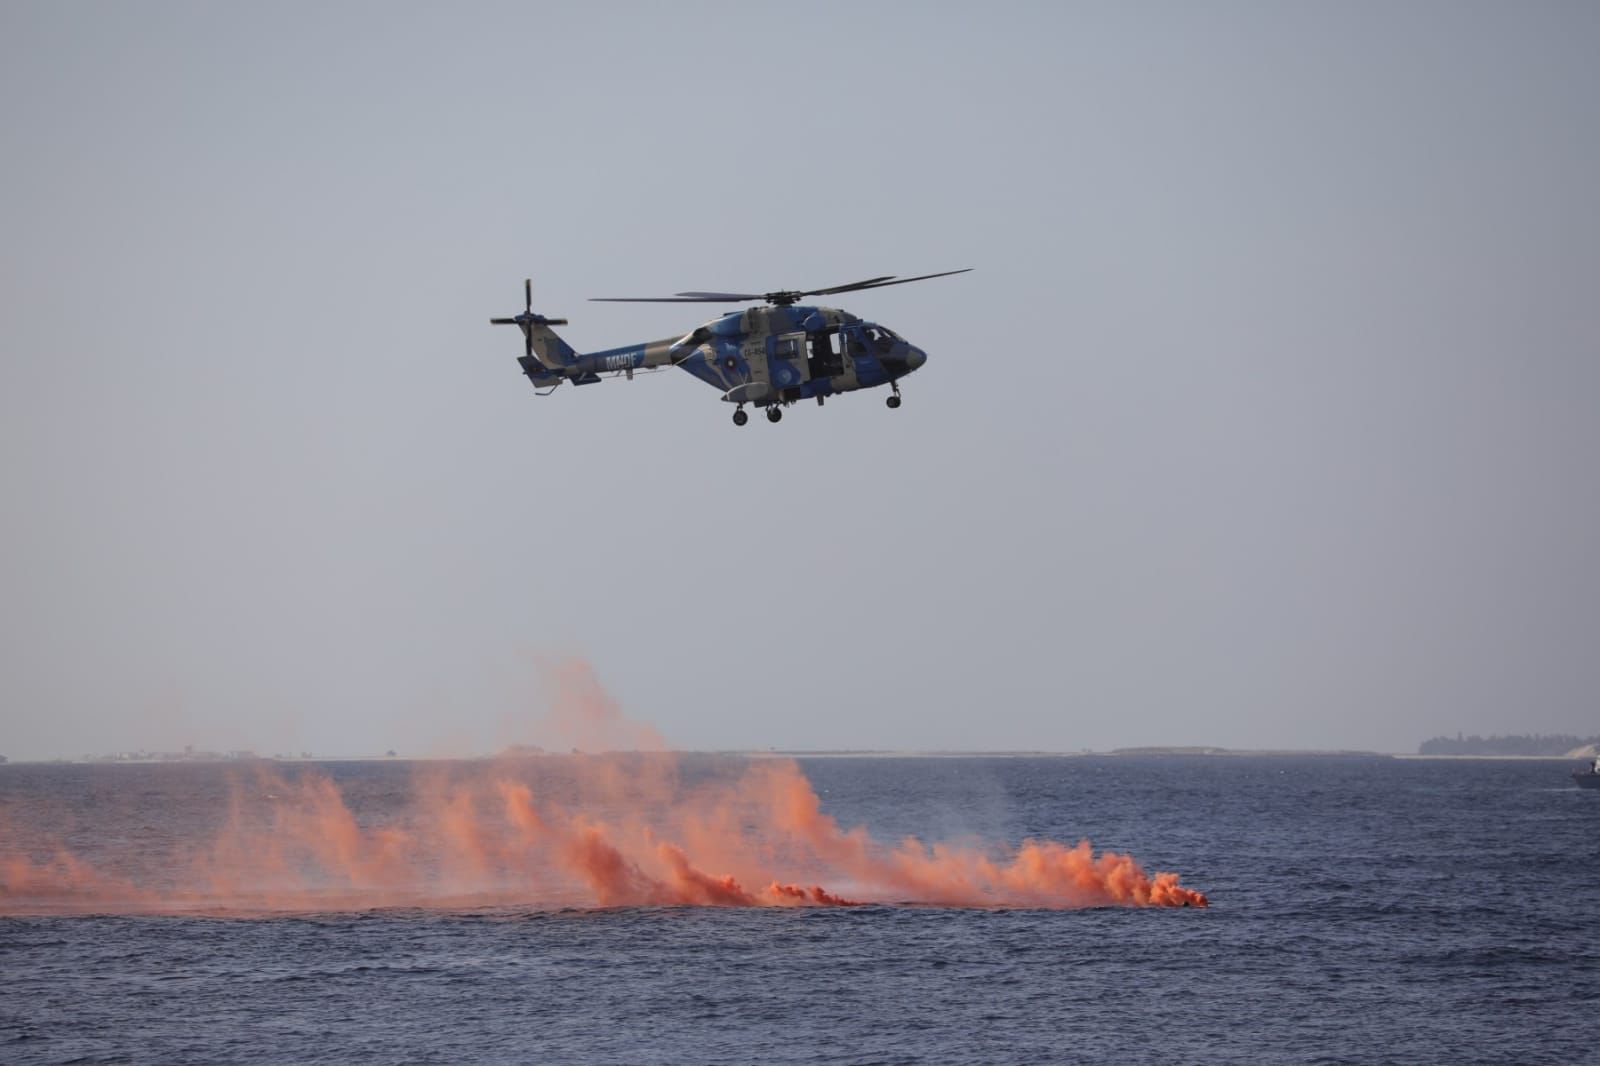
[865,326,897,352]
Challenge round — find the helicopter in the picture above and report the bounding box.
[490,270,970,425]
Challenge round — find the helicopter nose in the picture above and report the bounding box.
[904,345,927,371]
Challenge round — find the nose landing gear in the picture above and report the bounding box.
[886,382,902,409]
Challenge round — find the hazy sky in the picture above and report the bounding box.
[3,2,1597,759]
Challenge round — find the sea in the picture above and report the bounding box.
[2,755,1596,1064]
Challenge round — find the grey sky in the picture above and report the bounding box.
[2,2,1597,759]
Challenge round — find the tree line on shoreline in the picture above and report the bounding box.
[1418,733,1600,756]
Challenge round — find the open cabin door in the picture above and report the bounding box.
[805,327,844,380]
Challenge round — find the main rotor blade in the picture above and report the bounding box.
[592,280,904,303]
[588,270,972,306]
[589,296,756,303]
[822,268,972,294]
[802,275,898,296]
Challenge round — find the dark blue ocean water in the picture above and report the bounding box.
[3,756,1597,1064]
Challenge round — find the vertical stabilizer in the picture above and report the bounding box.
[523,321,577,369]
[490,278,578,371]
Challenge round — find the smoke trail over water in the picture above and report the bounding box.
[0,662,1206,915]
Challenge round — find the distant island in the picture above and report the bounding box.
[1418,733,1600,757]
[1106,746,1387,757]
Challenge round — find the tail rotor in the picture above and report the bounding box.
[491,279,578,386]
[491,278,568,360]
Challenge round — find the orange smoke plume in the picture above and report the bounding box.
[0,661,1206,915]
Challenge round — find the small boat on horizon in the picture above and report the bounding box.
[1574,756,1600,790]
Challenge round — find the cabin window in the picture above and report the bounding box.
[864,326,897,353]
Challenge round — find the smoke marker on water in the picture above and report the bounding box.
[0,661,1207,915]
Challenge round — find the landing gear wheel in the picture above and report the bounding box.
[886,394,902,409]
[732,407,748,426]
[766,406,783,423]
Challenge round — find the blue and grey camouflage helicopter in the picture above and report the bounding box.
[490,269,970,425]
